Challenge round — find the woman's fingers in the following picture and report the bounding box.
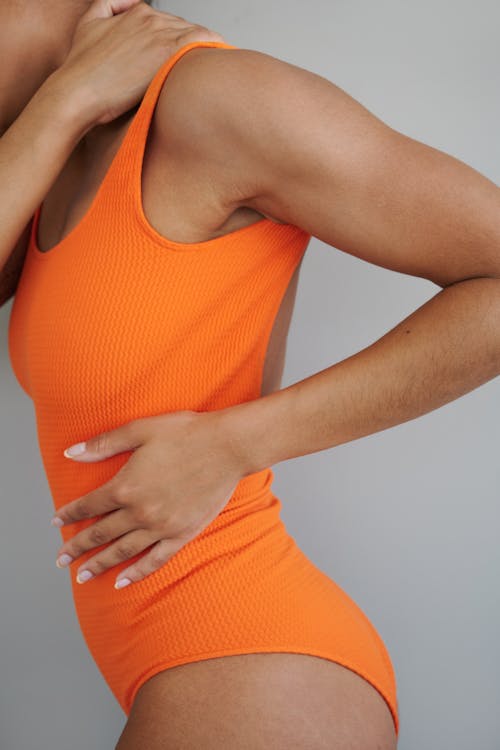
[74,528,160,585]
[50,410,245,590]
[113,536,186,589]
[81,0,143,23]
[52,482,124,526]
[59,1,226,127]
[55,507,133,569]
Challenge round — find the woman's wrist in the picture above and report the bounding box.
[36,68,100,140]
[211,391,290,477]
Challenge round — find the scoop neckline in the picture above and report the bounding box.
[30,39,305,260]
[30,40,239,260]
[30,97,144,260]
[30,93,145,260]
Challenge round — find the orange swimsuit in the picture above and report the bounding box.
[8,40,399,735]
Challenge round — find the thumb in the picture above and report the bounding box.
[81,0,143,22]
[63,421,145,461]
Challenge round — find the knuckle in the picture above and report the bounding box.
[149,545,167,568]
[148,14,166,30]
[144,10,162,28]
[91,557,108,574]
[115,542,136,561]
[112,482,135,505]
[161,517,178,537]
[88,525,110,546]
[123,418,144,444]
[70,540,84,557]
[92,432,110,454]
[76,500,92,519]
[194,25,225,43]
[210,31,226,43]
[133,502,157,527]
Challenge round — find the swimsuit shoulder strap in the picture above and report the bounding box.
[114,39,240,208]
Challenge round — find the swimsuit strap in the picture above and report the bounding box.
[114,39,240,214]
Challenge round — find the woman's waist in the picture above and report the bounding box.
[64,482,290,614]
[49,459,279,551]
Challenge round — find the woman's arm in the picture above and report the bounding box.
[0,0,225,305]
[0,74,93,279]
[0,218,34,308]
[162,48,500,473]
[217,275,500,473]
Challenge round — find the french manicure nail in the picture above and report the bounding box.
[56,553,73,568]
[64,442,86,458]
[76,570,94,583]
[115,578,132,589]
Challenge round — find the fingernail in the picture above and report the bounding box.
[56,553,73,568]
[64,442,86,458]
[114,578,132,589]
[76,570,94,583]
[51,517,64,528]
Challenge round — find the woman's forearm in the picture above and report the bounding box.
[217,276,500,474]
[0,70,94,270]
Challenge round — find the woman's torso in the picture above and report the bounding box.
[35,50,302,397]
[8,39,311,530]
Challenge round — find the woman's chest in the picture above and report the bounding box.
[9,98,303,407]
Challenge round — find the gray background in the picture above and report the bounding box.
[1,0,499,747]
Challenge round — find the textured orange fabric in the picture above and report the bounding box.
[8,40,399,734]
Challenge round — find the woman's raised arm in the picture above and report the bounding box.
[0,0,224,305]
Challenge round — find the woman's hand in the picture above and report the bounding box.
[52,410,247,589]
[53,0,226,128]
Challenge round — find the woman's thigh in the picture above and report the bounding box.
[114,652,397,750]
